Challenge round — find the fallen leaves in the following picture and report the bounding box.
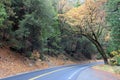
[0,48,77,78]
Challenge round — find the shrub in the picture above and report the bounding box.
[30,50,40,61]
[110,50,120,66]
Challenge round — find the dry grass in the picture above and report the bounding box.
[93,65,120,75]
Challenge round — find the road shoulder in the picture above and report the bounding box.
[92,65,120,80]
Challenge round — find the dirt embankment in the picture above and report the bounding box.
[0,47,81,78]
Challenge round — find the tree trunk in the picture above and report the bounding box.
[93,40,108,64]
[83,35,109,64]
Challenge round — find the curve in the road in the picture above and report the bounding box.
[1,62,112,80]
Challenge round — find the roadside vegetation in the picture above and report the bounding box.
[0,0,120,77]
[0,0,98,62]
[93,0,120,75]
[93,65,120,75]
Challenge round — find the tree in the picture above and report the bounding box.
[10,0,25,31]
[0,0,14,35]
[106,0,120,52]
[0,3,7,26]
[60,0,108,64]
[51,0,74,14]
[14,0,58,56]
[0,1,8,41]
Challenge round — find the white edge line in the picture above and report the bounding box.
[68,66,89,79]
[0,63,78,79]
[0,62,102,79]
[29,66,75,80]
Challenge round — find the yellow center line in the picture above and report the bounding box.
[29,66,75,80]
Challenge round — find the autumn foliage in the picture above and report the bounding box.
[63,0,107,30]
[59,0,109,64]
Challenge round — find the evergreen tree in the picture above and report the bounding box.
[0,1,8,41]
[107,0,120,52]
[0,2,7,26]
[14,0,59,56]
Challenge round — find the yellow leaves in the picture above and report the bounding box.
[105,32,110,41]
[110,49,120,66]
[64,4,86,26]
[62,0,106,27]
[58,0,108,36]
[65,4,85,19]
[111,51,119,56]
[111,49,120,56]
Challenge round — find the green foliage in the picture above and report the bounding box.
[0,0,105,61]
[75,0,82,7]
[76,37,97,59]
[10,0,25,30]
[96,53,102,59]
[0,3,7,26]
[106,0,120,51]
[13,0,59,56]
[50,0,59,11]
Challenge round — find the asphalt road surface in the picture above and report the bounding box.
[1,62,119,80]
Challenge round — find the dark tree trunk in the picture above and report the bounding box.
[83,34,109,64]
[93,40,108,64]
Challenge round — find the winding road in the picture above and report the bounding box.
[1,62,119,80]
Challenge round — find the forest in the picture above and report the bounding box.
[0,0,120,65]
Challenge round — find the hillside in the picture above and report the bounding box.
[0,47,81,78]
